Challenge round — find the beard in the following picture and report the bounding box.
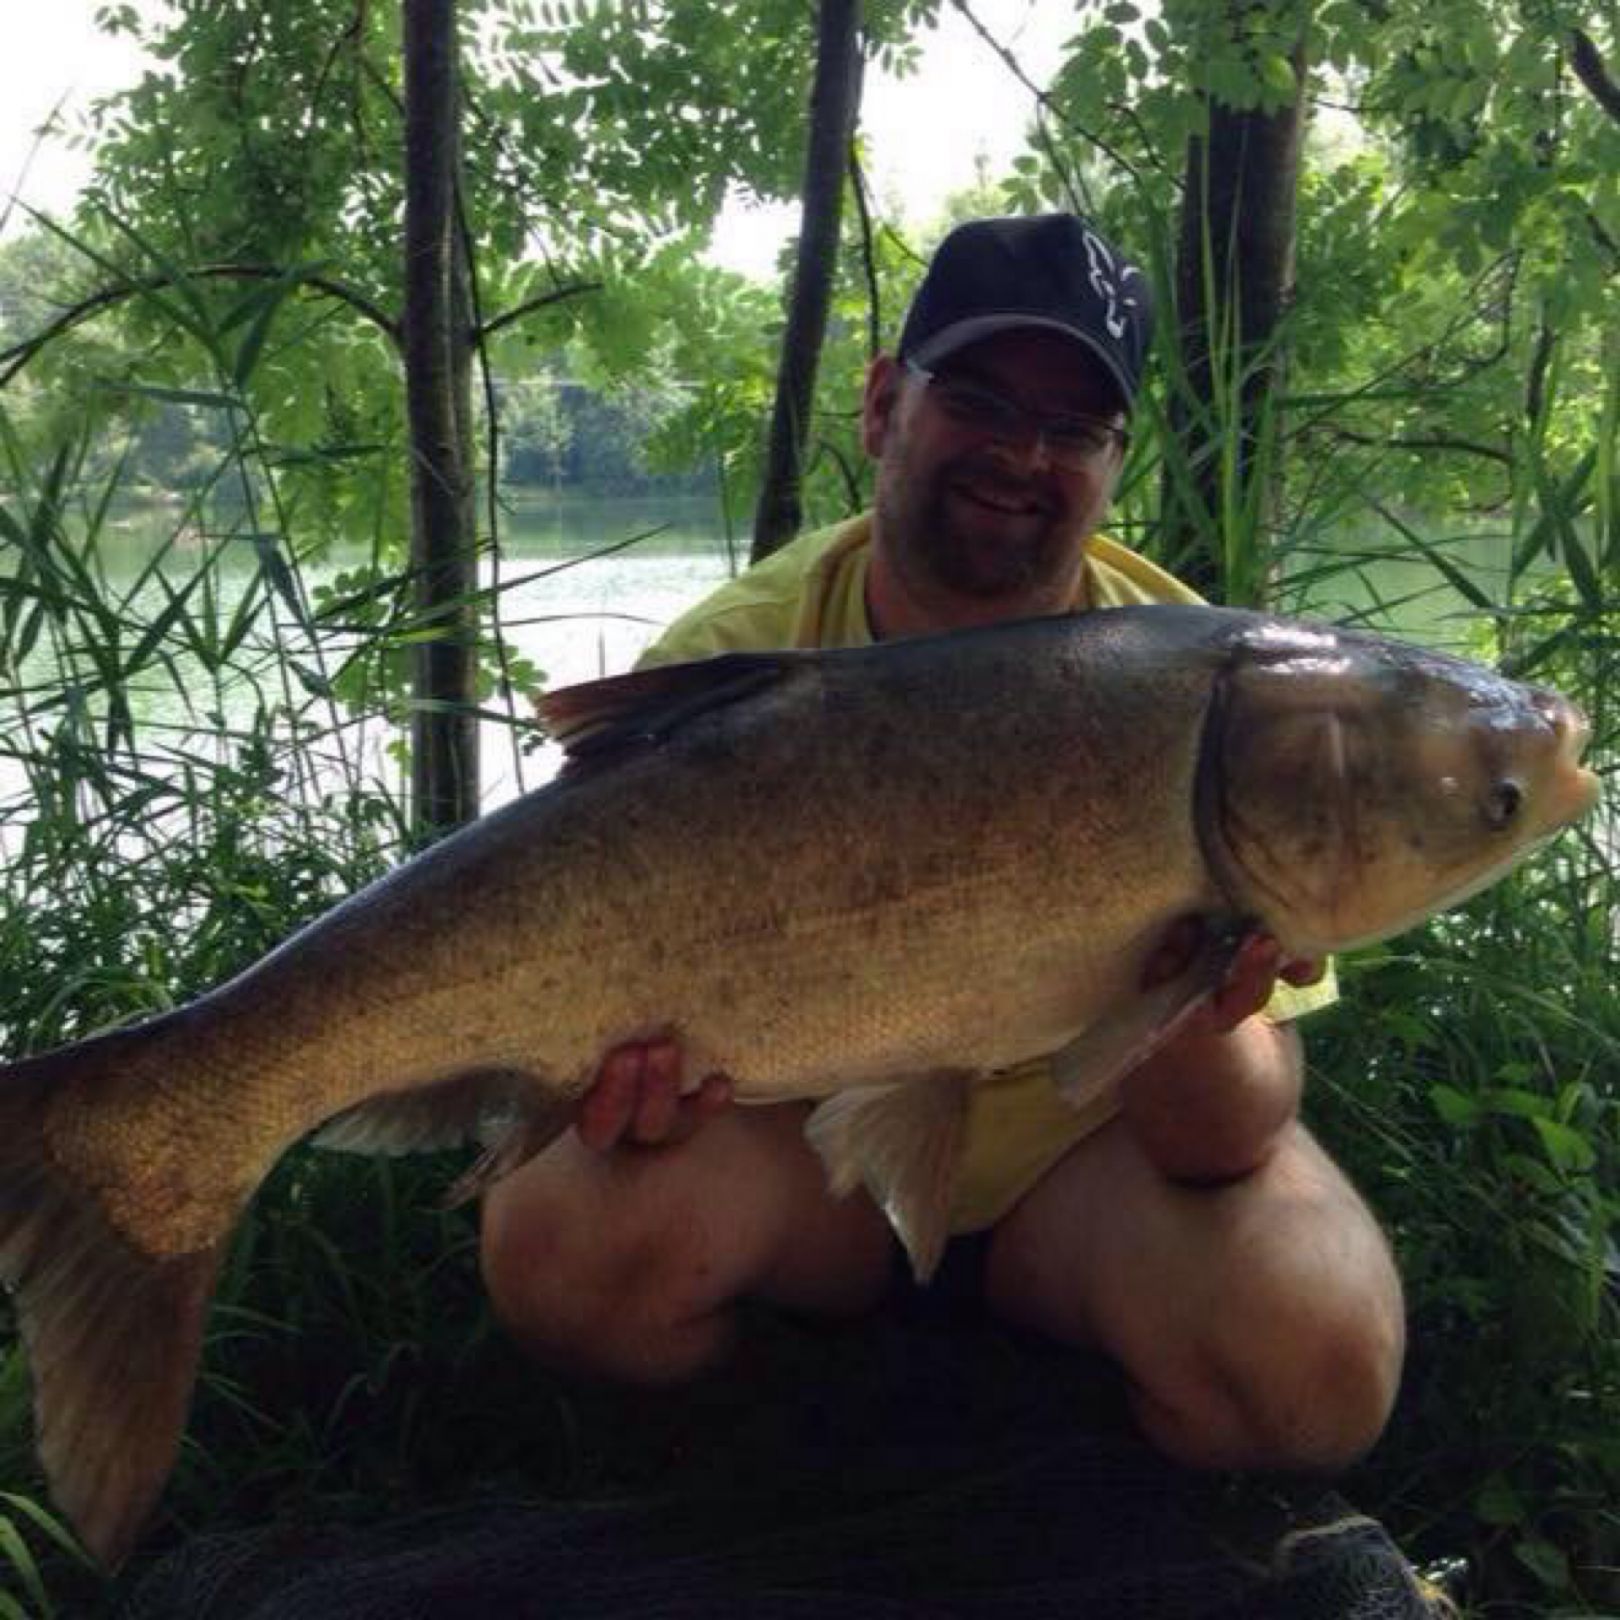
[875,449,1086,607]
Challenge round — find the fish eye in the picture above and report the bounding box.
[1484,780,1524,830]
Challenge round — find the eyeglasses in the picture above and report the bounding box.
[905,360,1128,470]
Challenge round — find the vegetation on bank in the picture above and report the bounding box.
[0,0,1615,1613]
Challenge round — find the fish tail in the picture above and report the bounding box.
[0,1048,223,1569]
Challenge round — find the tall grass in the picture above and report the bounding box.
[1311,560,1618,1612]
[0,418,644,1609]
[0,250,614,1607]
[0,399,411,1608]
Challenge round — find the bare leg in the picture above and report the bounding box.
[481,1102,895,1384]
[985,1120,1405,1472]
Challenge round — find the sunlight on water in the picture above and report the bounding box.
[0,493,1601,851]
[0,493,738,834]
[483,544,733,803]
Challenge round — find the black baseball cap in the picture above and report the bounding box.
[896,213,1153,410]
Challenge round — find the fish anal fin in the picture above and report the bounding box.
[1050,921,1252,1110]
[805,1072,974,1284]
[538,652,802,768]
[0,1055,221,1570]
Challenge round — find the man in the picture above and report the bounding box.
[481,213,1405,1474]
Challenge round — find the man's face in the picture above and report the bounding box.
[862,328,1128,626]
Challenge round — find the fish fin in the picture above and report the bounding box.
[442,1105,574,1208]
[539,652,803,768]
[313,1068,549,1156]
[1050,923,1251,1110]
[804,1072,974,1284]
[0,1053,222,1570]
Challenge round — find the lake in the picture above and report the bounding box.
[0,488,1565,818]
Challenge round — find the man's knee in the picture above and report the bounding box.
[480,1144,731,1384]
[1148,1158,1406,1471]
[988,1122,1405,1473]
[479,1108,894,1385]
[1155,1234,1404,1471]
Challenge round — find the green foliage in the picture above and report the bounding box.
[1312,843,1618,1607]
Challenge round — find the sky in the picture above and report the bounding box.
[0,0,1073,276]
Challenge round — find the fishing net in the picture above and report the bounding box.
[120,1298,1450,1619]
[121,1476,1445,1619]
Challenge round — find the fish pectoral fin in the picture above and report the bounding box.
[804,1071,975,1284]
[313,1067,560,1158]
[441,1104,574,1208]
[1050,922,1251,1110]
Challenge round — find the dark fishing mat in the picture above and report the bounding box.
[119,1297,1450,1619]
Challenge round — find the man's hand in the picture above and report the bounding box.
[1122,923,1322,1184]
[576,1038,734,1153]
[1140,919,1324,1036]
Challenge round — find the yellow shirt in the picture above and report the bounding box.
[641,515,1338,1232]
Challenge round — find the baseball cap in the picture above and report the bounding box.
[896,214,1153,410]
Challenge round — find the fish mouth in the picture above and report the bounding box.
[1541,694,1602,828]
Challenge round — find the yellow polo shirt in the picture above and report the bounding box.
[640,514,1337,1232]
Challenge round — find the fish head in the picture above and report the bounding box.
[1198,620,1601,956]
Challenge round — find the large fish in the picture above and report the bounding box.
[0,604,1600,1565]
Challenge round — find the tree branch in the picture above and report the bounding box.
[752,0,865,561]
[1525,315,1557,428]
[475,281,600,343]
[817,433,865,510]
[946,0,1166,190]
[0,264,401,387]
[1569,28,1620,126]
[848,147,882,358]
[1319,425,1513,466]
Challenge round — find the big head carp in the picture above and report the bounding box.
[0,604,1600,1565]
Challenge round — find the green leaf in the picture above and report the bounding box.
[290,660,334,699]
[1474,1471,1524,1526]
[0,1513,48,1613]
[1257,51,1298,102]
[99,381,242,412]
[1485,1087,1551,1121]
[1428,1084,1479,1127]
[1383,1009,1436,1048]
[1530,1116,1596,1173]
[1501,1152,1561,1195]
[1512,1534,1570,1591]
[0,1493,85,1563]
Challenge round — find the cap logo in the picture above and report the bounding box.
[1081,227,1138,342]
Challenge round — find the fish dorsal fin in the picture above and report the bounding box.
[538,652,803,768]
[805,1070,974,1283]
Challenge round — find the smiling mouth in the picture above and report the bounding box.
[952,481,1049,518]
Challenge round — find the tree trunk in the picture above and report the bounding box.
[1161,27,1308,603]
[402,0,479,837]
[751,0,865,564]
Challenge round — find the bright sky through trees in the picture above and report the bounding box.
[1,0,1071,275]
